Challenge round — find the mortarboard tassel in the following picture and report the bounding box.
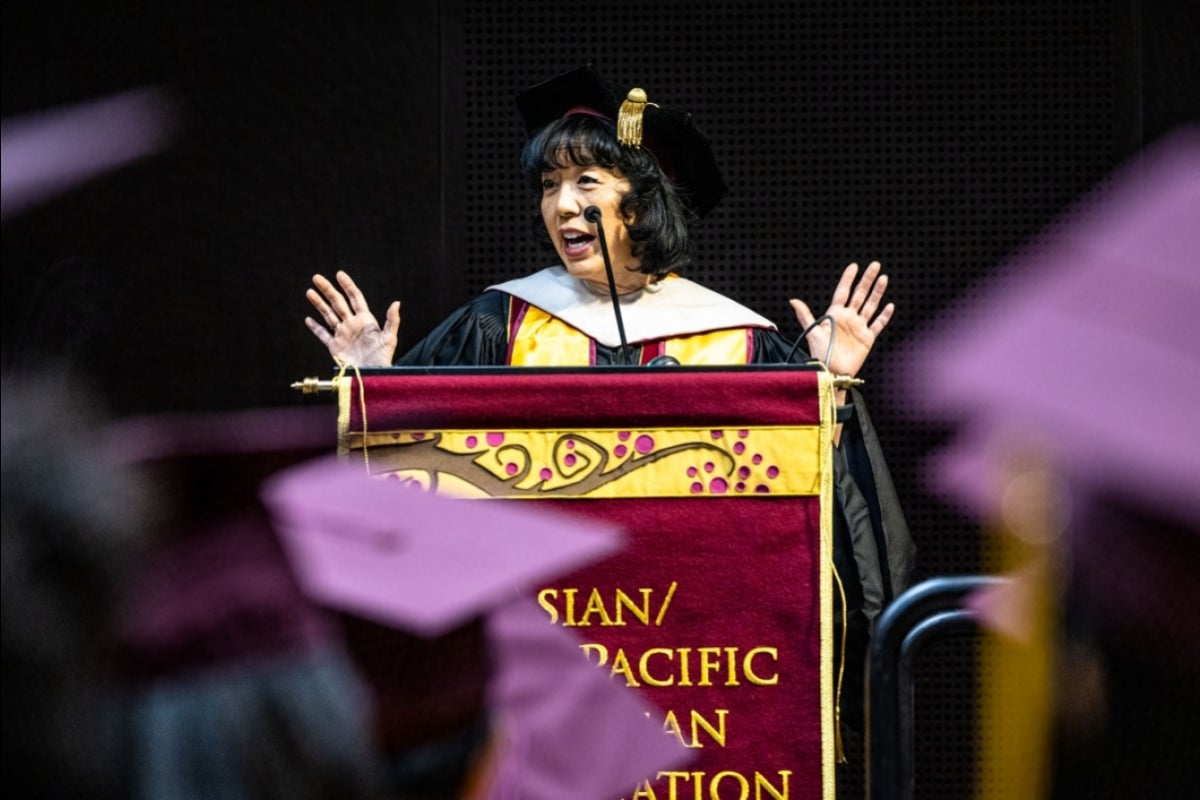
[617,88,653,148]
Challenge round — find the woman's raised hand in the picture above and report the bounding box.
[305,270,401,367]
[788,261,894,379]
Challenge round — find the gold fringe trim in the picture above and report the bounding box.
[817,370,840,798]
[832,553,849,765]
[336,366,351,458]
[334,360,370,473]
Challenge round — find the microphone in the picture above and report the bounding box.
[783,313,835,365]
[583,205,632,363]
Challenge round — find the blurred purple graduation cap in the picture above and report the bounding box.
[2,87,177,220]
[483,600,694,800]
[108,407,689,795]
[260,456,623,637]
[104,406,341,679]
[903,125,1200,677]
[903,127,1200,797]
[261,454,693,797]
[902,124,1200,524]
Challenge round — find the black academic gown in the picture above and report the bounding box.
[398,288,916,729]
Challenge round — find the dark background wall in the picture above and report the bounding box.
[2,1,448,411]
[3,1,1196,797]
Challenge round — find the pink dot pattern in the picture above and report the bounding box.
[678,429,783,496]
[451,428,785,496]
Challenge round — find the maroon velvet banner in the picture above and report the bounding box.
[337,368,835,799]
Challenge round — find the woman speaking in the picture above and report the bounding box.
[303,64,914,732]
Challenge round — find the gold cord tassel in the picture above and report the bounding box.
[617,88,649,147]
[832,557,849,764]
[334,359,371,474]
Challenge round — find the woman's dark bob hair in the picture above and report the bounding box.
[520,113,695,279]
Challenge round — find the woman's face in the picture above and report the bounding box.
[539,162,646,294]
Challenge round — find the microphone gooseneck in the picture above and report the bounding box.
[783,313,836,365]
[583,205,632,362]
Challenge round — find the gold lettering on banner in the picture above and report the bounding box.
[338,380,837,800]
[744,647,780,686]
[547,583,797,797]
[578,644,779,689]
[662,708,730,748]
[535,582,678,627]
[628,770,793,800]
[580,587,616,626]
[655,580,678,625]
[640,648,676,687]
[678,646,692,687]
[536,588,560,624]
[611,648,637,685]
[698,647,722,687]
[619,587,654,626]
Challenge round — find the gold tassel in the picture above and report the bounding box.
[617,88,649,147]
[334,359,371,474]
[832,557,849,764]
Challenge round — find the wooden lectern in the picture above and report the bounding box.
[334,365,838,799]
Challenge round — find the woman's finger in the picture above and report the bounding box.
[306,288,341,329]
[313,273,352,319]
[869,302,895,335]
[830,263,859,307]
[789,297,814,328]
[336,271,369,316]
[382,301,402,338]
[848,261,881,311]
[304,316,333,346]
[860,273,888,320]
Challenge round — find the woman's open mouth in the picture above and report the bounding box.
[561,232,595,258]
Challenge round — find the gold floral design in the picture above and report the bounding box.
[345,427,820,499]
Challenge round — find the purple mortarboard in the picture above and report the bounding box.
[903,125,1200,683]
[105,408,685,794]
[260,456,624,637]
[102,406,344,680]
[1,87,176,220]
[902,128,1200,799]
[261,457,693,794]
[100,408,383,798]
[902,125,1200,523]
[483,600,694,800]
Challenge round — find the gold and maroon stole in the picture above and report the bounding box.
[505,297,755,365]
[337,367,837,799]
